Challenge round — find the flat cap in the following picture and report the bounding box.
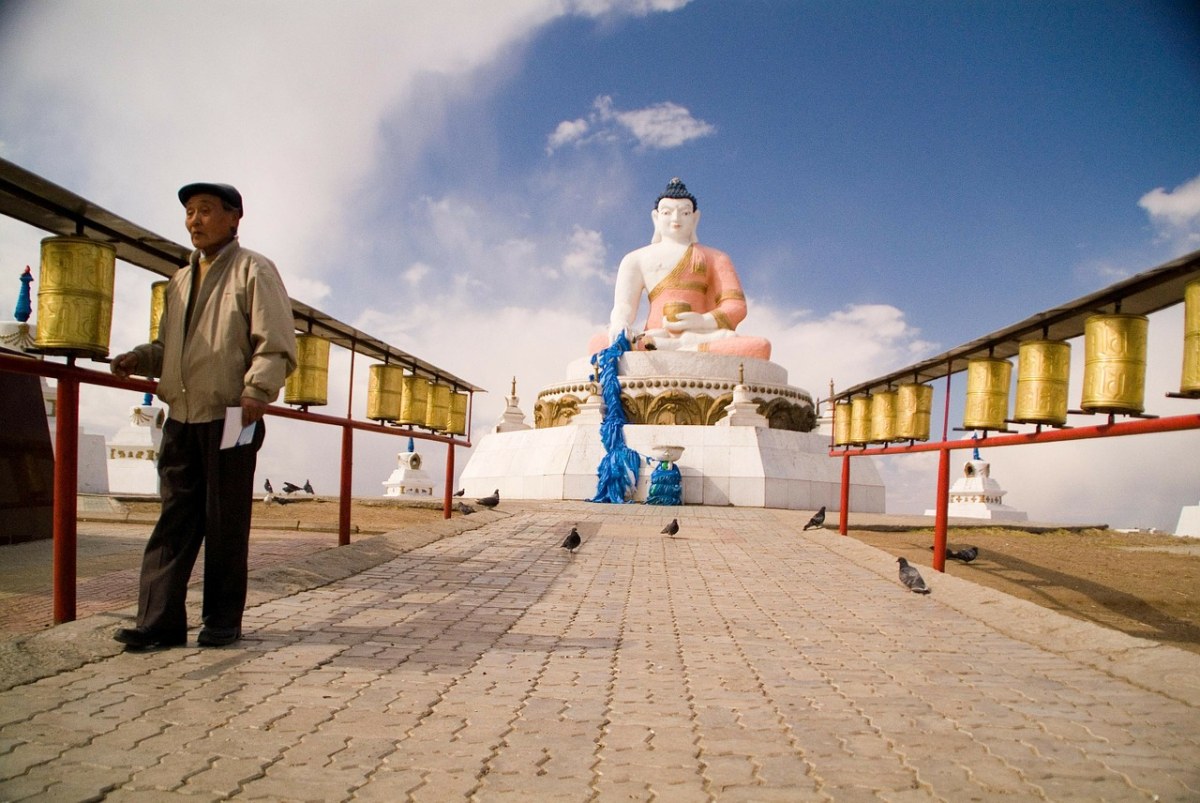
[178,182,243,212]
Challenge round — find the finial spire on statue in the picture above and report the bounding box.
[510,376,517,396]
[14,267,33,323]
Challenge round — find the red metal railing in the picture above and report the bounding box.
[0,351,471,623]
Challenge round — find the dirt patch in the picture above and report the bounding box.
[849,526,1200,655]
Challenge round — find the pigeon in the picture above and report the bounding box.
[456,502,475,515]
[264,478,273,494]
[281,481,302,495]
[561,526,582,553]
[477,489,500,509]
[897,557,931,594]
[303,479,314,495]
[264,493,291,506]
[947,545,979,563]
[453,488,465,497]
[661,518,679,538]
[803,506,826,531]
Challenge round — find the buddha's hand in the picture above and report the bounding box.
[664,311,717,334]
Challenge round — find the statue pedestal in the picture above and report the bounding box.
[459,422,884,511]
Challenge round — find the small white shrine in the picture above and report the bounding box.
[107,394,165,495]
[382,437,434,497]
[925,452,1027,521]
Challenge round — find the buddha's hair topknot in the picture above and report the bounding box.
[655,177,697,210]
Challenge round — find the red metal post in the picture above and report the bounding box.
[932,446,950,572]
[838,453,850,535]
[52,375,79,623]
[338,424,353,546]
[443,444,455,519]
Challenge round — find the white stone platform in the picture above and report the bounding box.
[925,458,1027,521]
[459,422,885,512]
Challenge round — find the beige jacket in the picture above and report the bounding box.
[134,240,297,423]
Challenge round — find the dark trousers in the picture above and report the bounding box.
[135,417,264,635]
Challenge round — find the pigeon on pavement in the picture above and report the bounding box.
[453,488,465,497]
[662,518,679,538]
[304,479,314,495]
[477,489,500,509]
[803,506,826,531]
[264,478,273,494]
[561,527,582,553]
[456,502,475,515]
[897,557,931,594]
[947,545,979,563]
[281,481,302,495]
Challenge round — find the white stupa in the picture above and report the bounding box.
[106,393,165,495]
[1174,501,1200,538]
[382,437,434,497]
[925,449,1027,521]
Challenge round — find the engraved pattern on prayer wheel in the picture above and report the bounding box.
[397,374,430,426]
[284,334,330,406]
[34,236,116,358]
[963,357,1011,430]
[895,383,933,441]
[1013,340,1070,425]
[366,364,405,421]
[833,400,852,446]
[1181,279,1200,397]
[448,391,469,435]
[869,389,897,443]
[1081,313,1148,414]
[424,382,451,431]
[148,281,168,342]
[848,396,871,445]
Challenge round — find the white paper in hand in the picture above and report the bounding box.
[220,407,257,449]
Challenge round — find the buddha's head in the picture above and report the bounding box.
[651,177,700,244]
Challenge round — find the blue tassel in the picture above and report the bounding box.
[590,332,642,503]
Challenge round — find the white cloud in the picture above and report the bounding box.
[546,94,715,153]
[404,262,431,287]
[1139,173,1200,252]
[559,226,609,281]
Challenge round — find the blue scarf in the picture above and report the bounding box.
[590,331,642,503]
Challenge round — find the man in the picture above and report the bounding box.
[595,177,771,360]
[110,182,296,649]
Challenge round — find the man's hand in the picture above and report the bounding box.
[110,352,139,379]
[241,396,268,427]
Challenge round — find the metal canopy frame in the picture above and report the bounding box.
[0,156,483,392]
[833,248,1200,399]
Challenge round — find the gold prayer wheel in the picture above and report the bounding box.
[366,364,405,421]
[848,396,871,445]
[424,382,451,431]
[149,280,168,342]
[1013,339,1070,425]
[284,334,330,406]
[1181,279,1200,397]
[1081,313,1148,414]
[963,357,1011,430]
[34,236,116,358]
[869,389,897,443]
[895,383,933,441]
[833,400,852,446]
[448,391,469,436]
[396,373,430,426]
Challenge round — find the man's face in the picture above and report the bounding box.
[184,194,240,254]
[653,197,697,242]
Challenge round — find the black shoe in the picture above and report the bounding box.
[114,627,187,650]
[197,627,242,647]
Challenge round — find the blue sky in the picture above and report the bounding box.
[1,0,1198,530]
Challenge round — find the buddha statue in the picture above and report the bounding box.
[589,178,771,361]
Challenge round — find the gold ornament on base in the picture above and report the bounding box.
[963,357,1011,430]
[366,364,405,421]
[284,334,330,406]
[869,389,897,443]
[1013,340,1070,425]
[34,236,116,358]
[849,396,871,445]
[895,383,933,441]
[1080,313,1148,414]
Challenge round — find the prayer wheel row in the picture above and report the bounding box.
[962,312,1155,431]
[366,363,469,435]
[833,382,934,446]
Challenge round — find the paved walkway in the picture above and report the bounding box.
[0,503,1197,801]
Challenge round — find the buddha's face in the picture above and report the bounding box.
[653,197,698,243]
